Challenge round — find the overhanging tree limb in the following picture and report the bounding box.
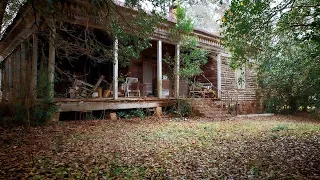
[0,0,9,32]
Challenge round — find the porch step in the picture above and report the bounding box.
[190,98,233,119]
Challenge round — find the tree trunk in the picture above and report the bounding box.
[48,28,56,100]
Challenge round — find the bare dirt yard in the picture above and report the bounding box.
[0,116,319,179]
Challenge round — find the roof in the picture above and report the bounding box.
[0,0,223,58]
[0,2,31,58]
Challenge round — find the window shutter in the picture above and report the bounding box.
[235,65,245,89]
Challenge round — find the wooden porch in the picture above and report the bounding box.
[0,0,225,109]
[55,97,176,112]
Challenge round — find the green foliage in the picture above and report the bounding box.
[221,0,320,113]
[117,109,145,119]
[0,100,57,127]
[170,5,194,42]
[97,0,168,68]
[271,124,289,132]
[176,5,194,33]
[26,0,170,68]
[175,99,192,117]
[164,5,208,80]
[117,111,130,119]
[132,109,145,119]
[111,13,156,68]
[179,37,208,78]
[32,68,58,125]
[0,68,57,126]
[250,166,260,176]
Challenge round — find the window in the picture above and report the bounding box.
[235,65,245,89]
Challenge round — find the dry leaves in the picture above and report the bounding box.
[0,116,319,179]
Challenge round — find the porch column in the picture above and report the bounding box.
[48,28,56,99]
[113,37,119,100]
[174,43,180,98]
[31,33,38,98]
[217,53,222,99]
[157,40,162,98]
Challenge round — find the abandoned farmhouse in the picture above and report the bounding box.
[0,0,257,120]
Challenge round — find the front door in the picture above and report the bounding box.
[143,61,153,96]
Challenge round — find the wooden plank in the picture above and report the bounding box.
[76,80,94,88]
[8,57,12,101]
[57,100,176,112]
[2,59,7,101]
[92,75,105,91]
[12,54,17,101]
[55,97,175,102]
[15,50,21,99]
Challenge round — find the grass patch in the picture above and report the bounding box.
[30,157,168,180]
[271,124,289,132]
[137,122,217,144]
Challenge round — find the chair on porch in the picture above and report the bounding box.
[124,77,141,97]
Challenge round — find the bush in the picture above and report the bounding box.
[0,68,58,126]
[117,109,145,119]
[0,100,57,127]
[175,99,192,117]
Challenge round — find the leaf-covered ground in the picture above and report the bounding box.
[0,116,319,179]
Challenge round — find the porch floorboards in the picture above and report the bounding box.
[55,97,176,112]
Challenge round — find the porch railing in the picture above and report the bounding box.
[197,74,238,115]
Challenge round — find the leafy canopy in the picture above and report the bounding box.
[221,0,320,112]
[166,5,208,79]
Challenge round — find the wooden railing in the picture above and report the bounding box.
[199,74,239,115]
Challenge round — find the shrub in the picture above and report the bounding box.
[0,68,58,127]
[117,109,145,119]
[175,99,192,117]
[0,100,57,127]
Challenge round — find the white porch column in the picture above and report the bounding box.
[217,53,222,99]
[157,40,162,98]
[174,43,180,98]
[48,28,56,99]
[31,33,38,98]
[113,37,119,100]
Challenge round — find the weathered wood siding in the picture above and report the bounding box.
[220,56,256,101]
[0,43,33,102]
